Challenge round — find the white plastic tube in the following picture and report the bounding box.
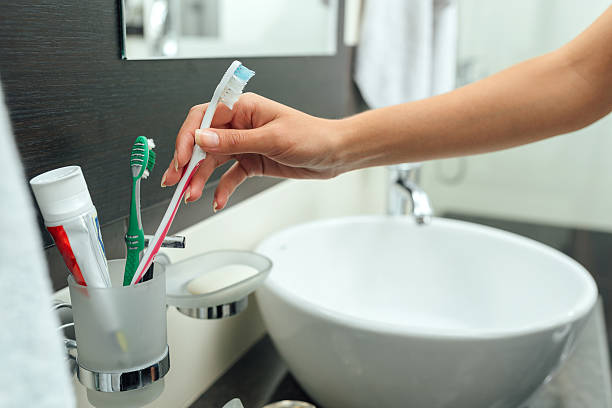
[30,166,111,288]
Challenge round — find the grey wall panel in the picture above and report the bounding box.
[0,1,355,288]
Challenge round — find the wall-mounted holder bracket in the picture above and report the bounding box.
[53,248,273,406]
[176,296,249,320]
[145,234,186,249]
[52,301,77,374]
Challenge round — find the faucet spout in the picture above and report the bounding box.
[395,178,433,225]
[387,164,433,224]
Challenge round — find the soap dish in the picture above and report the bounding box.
[162,250,272,319]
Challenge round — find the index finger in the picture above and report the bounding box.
[175,103,234,169]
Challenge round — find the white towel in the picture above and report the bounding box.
[355,0,458,108]
[0,83,75,407]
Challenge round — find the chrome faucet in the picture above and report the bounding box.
[144,234,185,248]
[387,163,433,225]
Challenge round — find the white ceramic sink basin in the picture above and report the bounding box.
[255,216,597,408]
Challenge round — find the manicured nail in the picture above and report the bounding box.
[184,190,191,204]
[172,150,178,172]
[212,200,219,213]
[160,172,167,187]
[195,129,219,147]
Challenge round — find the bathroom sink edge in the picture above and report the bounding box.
[256,215,598,341]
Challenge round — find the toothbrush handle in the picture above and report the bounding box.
[124,179,145,285]
[130,147,206,285]
[124,246,141,285]
[131,84,222,285]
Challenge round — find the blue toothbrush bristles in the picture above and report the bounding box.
[219,64,255,108]
[233,64,255,82]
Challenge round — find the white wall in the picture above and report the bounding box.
[422,0,612,232]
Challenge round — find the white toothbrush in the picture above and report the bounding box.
[130,60,255,285]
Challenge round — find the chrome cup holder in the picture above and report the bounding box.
[162,250,272,320]
[53,248,273,407]
[77,347,170,393]
[176,296,249,319]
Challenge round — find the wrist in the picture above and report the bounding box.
[329,116,359,173]
[332,114,379,173]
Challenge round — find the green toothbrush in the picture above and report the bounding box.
[124,136,156,286]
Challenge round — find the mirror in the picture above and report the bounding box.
[121,0,339,59]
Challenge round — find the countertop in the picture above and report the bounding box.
[190,301,612,408]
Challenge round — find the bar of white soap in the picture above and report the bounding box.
[186,264,258,295]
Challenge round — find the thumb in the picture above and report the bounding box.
[195,127,272,155]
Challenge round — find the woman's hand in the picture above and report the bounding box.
[161,5,612,210]
[161,93,346,210]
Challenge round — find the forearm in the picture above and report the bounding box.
[337,7,612,171]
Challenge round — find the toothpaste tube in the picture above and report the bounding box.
[30,166,111,287]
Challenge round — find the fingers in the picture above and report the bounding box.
[194,125,277,156]
[183,154,232,203]
[212,162,248,211]
[213,155,265,210]
[163,103,235,187]
[164,93,284,187]
[175,104,208,170]
[161,150,181,187]
[183,159,214,203]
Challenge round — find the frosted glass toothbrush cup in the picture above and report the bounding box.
[68,259,169,393]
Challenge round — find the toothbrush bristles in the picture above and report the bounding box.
[219,64,255,109]
[233,65,255,82]
[147,149,156,172]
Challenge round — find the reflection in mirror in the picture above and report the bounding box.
[121,0,339,59]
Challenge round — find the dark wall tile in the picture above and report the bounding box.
[0,1,355,282]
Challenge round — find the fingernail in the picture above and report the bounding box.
[174,158,179,172]
[213,200,219,213]
[195,129,219,147]
[184,190,191,204]
[160,172,167,187]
